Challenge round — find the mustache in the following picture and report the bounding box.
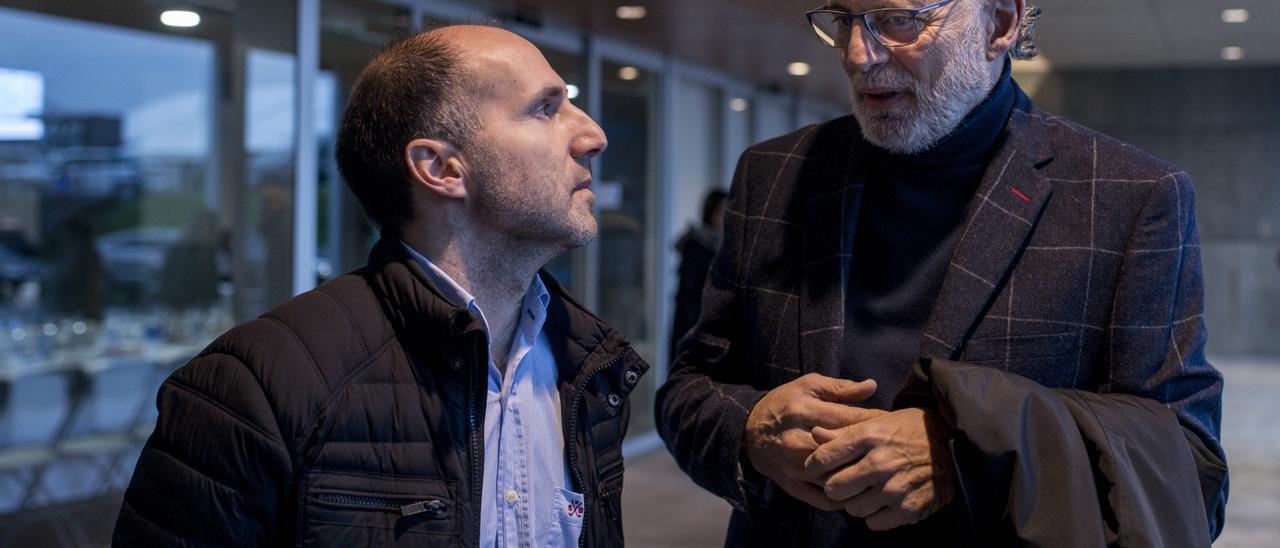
[852,66,919,92]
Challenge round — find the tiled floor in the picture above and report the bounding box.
[621,449,731,548]
[622,357,1280,547]
[1,358,1276,546]
[1213,357,1280,548]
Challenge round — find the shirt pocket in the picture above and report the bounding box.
[543,487,585,548]
[300,468,462,547]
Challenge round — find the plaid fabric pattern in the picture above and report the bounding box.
[655,103,1225,533]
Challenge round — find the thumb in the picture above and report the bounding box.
[810,376,877,404]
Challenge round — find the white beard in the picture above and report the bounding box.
[849,13,997,154]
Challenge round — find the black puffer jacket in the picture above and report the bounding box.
[114,238,648,547]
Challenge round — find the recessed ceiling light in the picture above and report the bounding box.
[1221,9,1249,23]
[566,84,580,100]
[618,66,640,81]
[616,6,647,20]
[729,97,749,112]
[1221,46,1244,61]
[787,62,811,76]
[160,10,201,28]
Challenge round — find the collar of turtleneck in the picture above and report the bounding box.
[871,58,1017,172]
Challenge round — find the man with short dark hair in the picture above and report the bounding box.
[114,25,646,547]
[657,0,1228,545]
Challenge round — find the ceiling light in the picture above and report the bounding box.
[618,66,640,81]
[1221,9,1249,23]
[1221,46,1244,61]
[729,98,749,112]
[616,6,647,20]
[566,84,580,100]
[160,10,201,28]
[787,62,811,76]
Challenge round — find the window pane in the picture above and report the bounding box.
[317,0,412,280]
[599,60,657,438]
[0,0,296,539]
[541,46,588,295]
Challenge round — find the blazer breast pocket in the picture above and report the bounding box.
[300,468,462,547]
[960,331,1081,388]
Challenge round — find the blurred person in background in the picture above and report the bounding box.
[42,215,104,321]
[657,0,1227,545]
[158,209,221,311]
[670,188,728,363]
[114,24,647,547]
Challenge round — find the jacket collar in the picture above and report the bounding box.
[363,238,483,352]
[539,271,647,401]
[798,118,868,378]
[798,85,1056,375]
[917,92,1055,359]
[362,238,646,397]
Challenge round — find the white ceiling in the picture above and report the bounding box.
[466,0,1280,103]
[1032,0,1280,68]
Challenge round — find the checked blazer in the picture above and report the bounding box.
[655,89,1227,545]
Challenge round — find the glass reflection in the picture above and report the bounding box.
[0,1,296,541]
[598,60,657,437]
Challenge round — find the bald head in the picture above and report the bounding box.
[431,23,525,49]
[430,25,562,106]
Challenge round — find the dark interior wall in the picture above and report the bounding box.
[1024,66,1280,357]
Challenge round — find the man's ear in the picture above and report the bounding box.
[986,0,1024,61]
[406,138,467,199]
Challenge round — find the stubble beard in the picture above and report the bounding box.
[849,13,996,155]
[467,143,598,256]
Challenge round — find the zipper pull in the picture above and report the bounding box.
[598,486,619,522]
[400,499,448,518]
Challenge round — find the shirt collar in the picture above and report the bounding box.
[400,241,476,310]
[399,240,551,322]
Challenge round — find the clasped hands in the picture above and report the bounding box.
[742,373,956,531]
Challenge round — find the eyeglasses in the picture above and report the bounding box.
[805,0,958,48]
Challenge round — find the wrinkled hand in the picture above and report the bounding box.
[803,407,957,530]
[743,373,886,511]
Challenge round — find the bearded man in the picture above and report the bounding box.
[114,25,647,547]
[656,0,1228,545]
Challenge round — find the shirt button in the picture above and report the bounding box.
[504,489,519,505]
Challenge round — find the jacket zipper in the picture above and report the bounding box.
[468,336,486,547]
[315,493,448,518]
[568,346,626,548]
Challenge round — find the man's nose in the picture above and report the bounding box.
[842,22,890,73]
[571,105,607,162]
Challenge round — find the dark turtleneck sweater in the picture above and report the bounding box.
[843,62,1017,410]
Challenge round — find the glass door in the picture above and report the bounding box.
[597,59,659,436]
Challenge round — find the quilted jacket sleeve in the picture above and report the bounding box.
[655,151,769,510]
[113,351,294,546]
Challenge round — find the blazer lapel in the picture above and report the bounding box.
[799,122,866,378]
[919,108,1056,359]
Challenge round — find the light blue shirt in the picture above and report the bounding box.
[401,242,582,548]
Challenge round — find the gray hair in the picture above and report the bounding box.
[1011,4,1042,60]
